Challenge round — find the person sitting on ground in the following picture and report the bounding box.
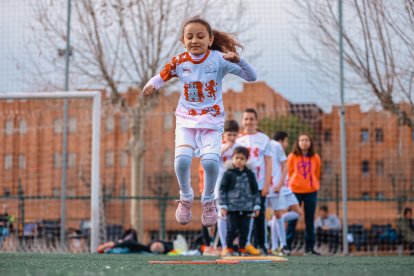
[314,205,341,254]
[97,227,173,254]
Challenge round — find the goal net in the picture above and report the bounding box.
[0,91,101,252]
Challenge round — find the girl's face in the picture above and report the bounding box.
[242,112,257,132]
[298,135,311,152]
[182,22,214,55]
[232,153,247,170]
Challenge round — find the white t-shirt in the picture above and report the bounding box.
[236,132,272,190]
[155,50,256,130]
[268,140,287,197]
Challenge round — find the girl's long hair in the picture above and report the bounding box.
[181,16,243,53]
[291,133,315,157]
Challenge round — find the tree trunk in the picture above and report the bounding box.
[130,104,146,240]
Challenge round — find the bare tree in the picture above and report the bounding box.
[292,0,414,212]
[24,0,249,238]
[292,0,414,128]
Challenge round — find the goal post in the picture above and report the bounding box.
[0,91,101,252]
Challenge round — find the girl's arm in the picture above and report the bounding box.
[222,51,257,82]
[143,56,178,96]
[143,75,165,96]
[235,58,257,81]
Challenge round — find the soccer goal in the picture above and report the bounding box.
[0,91,101,253]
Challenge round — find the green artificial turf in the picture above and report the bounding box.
[0,253,413,276]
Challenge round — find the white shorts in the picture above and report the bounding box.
[284,193,299,207]
[175,127,223,157]
[266,193,287,211]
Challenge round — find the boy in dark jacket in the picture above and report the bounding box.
[219,146,261,256]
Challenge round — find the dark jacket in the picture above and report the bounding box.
[219,166,261,212]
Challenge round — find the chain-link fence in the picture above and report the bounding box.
[1,0,413,255]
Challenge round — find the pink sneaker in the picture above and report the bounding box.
[175,200,193,225]
[201,200,217,227]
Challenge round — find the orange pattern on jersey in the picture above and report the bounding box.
[188,109,197,116]
[160,53,189,81]
[184,81,204,102]
[205,80,217,100]
[246,147,259,158]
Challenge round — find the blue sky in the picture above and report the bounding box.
[0,0,336,111]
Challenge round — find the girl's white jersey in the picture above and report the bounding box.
[269,140,287,197]
[159,50,256,130]
[236,132,272,190]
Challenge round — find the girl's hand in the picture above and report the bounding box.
[143,83,156,97]
[223,51,240,63]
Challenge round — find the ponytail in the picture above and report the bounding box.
[210,29,243,53]
[181,16,243,53]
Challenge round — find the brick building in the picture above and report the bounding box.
[1,83,413,238]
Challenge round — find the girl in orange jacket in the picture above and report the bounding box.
[285,133,321,255]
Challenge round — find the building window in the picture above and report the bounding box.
[19,119,27,134]
[375,128,383,143]
[54,118,63,134]
[324,129,332,143]
[68,153,76,168]
[323,160,332,175]
[105,151,114,167]
[361,129,369,143]
[5,120,13,135]
[120,151,128,167]
[69,117,77,133]
[120,115,129,132]
[18,154,26,169]
[376,192,384,200]
[362,160,370,176]
[3,187,11,197]
[362,192,370,200]
[54,152,61,168]
[164,113,173,131]
[4,154,13,170]
[375,160,384,176]
[105,116,115,133]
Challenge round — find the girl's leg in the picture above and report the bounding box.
[303,192,318,252]
[201,153,220,202]
[174,145,194,225]
[174,146,194,201]
[199,129,222,226]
